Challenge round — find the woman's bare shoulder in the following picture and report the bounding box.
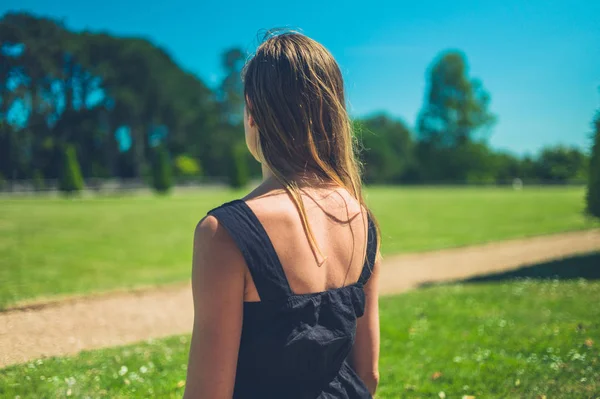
[193,215,246,274]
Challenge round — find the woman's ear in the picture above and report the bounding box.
[248,113,255,127]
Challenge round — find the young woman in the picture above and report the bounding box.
[184,31,381,399]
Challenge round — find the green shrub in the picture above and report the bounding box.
[151,145,173,194]
[32,170,45,190]
[228,143,249,189]
[587,112,600,218]
[174,154,202,176]
[58,146,84,194]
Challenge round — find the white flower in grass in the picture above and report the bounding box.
[139,366,148,374]
[118,365,128,376]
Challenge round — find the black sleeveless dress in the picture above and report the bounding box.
[207,199,377,399]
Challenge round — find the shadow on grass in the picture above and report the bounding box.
[460,252,600,283]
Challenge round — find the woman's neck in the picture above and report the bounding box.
[261,164,274,181]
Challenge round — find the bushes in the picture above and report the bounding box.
[58,145,84,194]
[151,146,173,194]
[356,115,415,184]
[536,145,588,183]
[174,155,202,177]
[587,112,600,218]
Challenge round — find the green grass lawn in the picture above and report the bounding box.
[0,186,596,308]
[2,253,599,398]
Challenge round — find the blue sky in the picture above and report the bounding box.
[2,0,599,155]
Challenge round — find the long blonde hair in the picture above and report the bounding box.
[242,30,380,265]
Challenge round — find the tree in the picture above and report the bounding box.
[0,12,220,184]
[493,152,523,183]
[228,142,250,189]
[151,145,173,194]
[219,48,245,124]
[587,111,600,218]
[356,114,416,183]
[519,155,537,181]
[416,50,496,182]
[535,145,587,183]
[58,145,84,194]
[418,51,495,146]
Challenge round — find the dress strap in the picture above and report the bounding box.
[358,214,378,285]
[207,200,293,301]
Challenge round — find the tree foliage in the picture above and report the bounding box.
[416,51,496,182]
[219,48,245,124]
[417,51,495,147]
[0,12,589,190]
[535,146,588,183]
[356,114,416,183]
[0,12,239,188]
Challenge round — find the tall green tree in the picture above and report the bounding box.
[58,145,84,194]
[219,48,245,123]
[200,47,252,180]
[228,142,250,189]
[416,50,496,182]
[0,12,220,183]
[151,145,173,194]
[587,111,600,218]
[0,13,72,180]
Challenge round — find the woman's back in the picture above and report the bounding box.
[205,188,378,398]
[240,187,371,302]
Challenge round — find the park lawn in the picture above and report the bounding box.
[0,186,597,308]
[1,253,599,398]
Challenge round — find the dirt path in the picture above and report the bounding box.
[1,230,599,368]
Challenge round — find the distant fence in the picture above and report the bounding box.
[0,177,231,196]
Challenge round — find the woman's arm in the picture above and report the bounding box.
[183,215,245,399]
[349,254,381,395]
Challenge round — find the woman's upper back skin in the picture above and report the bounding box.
[240,186,370,303]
